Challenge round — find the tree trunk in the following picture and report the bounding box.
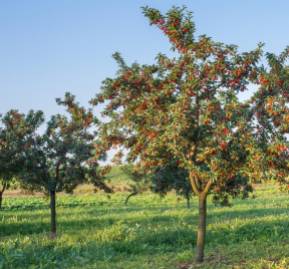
[50,190,57,239]
[0,191,3,210]
[124,191,138,205]
[0,182,7,210]
[195,194,207,263]
[186,194,191,209]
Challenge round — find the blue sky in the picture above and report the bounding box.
[1,0,289,119]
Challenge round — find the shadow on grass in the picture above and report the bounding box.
[2,206,289,245]
[1,201,180,216]
[2,218,289,269]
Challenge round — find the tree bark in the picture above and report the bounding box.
[50,189,57,239]
[195,194,207,263]
[0,191,3,210]
[186,194,191,209]
[0,182,7,210]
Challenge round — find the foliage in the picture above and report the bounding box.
[252,48,289,188]
[150,163,192,203]
[22,92,110,194]
[20,92,111,237]
[94,6,262,201]
[121,163,192,206]
[0,110,44,208]
[92,5,263,261]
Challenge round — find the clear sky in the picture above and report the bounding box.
[1,0,289,120]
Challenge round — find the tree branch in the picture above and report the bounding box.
[189,172,200,195]
[202,180,212,196]
[0,181,7,194]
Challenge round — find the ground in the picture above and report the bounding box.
[1,183,289,269]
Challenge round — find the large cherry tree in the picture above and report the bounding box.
[93,6,262,262]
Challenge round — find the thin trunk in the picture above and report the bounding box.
[195,194,207,263]
[0,191,3,210]
[49,163,60,239]
[50,189,57,239]
[189,173,211,262]
[186,194,191,209]
[0,182,7,210]
[124,191,138,205]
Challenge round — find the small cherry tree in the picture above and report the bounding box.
[22,93,110,238]
[151,163,192,208]
[121,162,192,207]
[93,6,262,262]
[0,110,44,209]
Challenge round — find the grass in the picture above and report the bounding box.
[1,184,289,269]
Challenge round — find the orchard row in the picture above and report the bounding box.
[1,6,288,263]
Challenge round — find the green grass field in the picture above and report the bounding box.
[1,184,289,269]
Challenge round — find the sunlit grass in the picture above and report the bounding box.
[1,184,289,268]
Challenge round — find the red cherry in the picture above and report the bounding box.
[222,128,230,136]
[220,141,227,150]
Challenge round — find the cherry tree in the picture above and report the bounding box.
[0,110,44,209]
[22,93,110,238]
[93,6,263,262]
[252,48,289,187]
[121,163,192,207]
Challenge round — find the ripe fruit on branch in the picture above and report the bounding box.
[259,75,269,86]
[276,144,288,152]
[222,128,230,136]
[219,141,227,150]
[182,27,190,33]
[147,131,157,139]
